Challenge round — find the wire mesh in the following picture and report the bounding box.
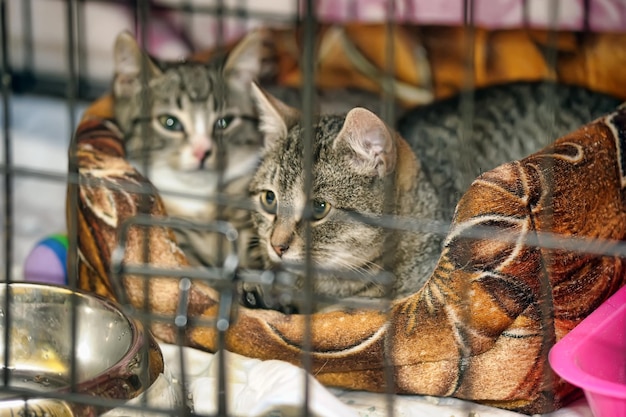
[0,0,625,416]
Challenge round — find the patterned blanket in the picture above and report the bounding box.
[70,94,626,414]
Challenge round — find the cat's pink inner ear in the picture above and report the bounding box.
[338,107,397,177]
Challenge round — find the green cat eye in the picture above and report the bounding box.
[214,115,235,131]
[157,114,184,132]
[260,190,277,214]
[311,200,331,221]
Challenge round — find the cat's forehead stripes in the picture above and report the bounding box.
[179,65,210,100]
[153,63,229,105]
[262,114,349,210]
[280,114,345,160]
[270,115,346,175]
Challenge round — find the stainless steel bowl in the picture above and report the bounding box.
[0,283,163,416]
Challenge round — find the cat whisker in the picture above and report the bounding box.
[314,249,388,287]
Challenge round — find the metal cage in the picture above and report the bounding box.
[1,0,624,416]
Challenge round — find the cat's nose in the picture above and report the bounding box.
[199,149,212,167]
[272,243,289,257]
[271,225,293,258]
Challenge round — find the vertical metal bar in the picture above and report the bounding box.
[236,0,248,30]
[300,0,316,415]
[136,0,151,262]
[0,0,13,389]
[182,0,194,54]
[137,0,152,180]
[65,0,82,362]
[66,1,78,135]
[76,0,87,98]
[0,0,11,282]
[176,278,192,417]
[458,0,476,195]
[522,0,529,27]
[541,0,560,143]
[534,0,561,405]
[21,0,34,86]
[65,0,80,395]
[214,0,225,262]
[381,2,397,416]
[212,2,230,416]
[381,1,396,126]
[135,2,158,416]
[457,0,475,410]
[136,7,155,360]
[582,0,591,32]
[65,11,80,295]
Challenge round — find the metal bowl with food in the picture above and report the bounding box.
[0,283,164,416]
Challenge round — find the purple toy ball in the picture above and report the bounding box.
[23,234,68,285]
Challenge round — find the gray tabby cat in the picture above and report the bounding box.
[243,81,621,312]
[245,84,442,311]
[397,81,622,220]
[112,30,271,268]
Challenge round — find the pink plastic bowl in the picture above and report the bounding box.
[549,285,626,417]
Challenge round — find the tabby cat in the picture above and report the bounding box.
[245,84,442,311]
[112,30,274,268]
[243,81,621,312]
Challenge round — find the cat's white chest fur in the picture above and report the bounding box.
[137,152,258,220]
[153,169,216,217]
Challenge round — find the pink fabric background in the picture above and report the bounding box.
[10,0,624,82]
[146,0,626,58]
[314,0,626,31]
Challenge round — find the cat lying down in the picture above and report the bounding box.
[240,84,442,312]
[239,82,621,313]
[73,83,626,414]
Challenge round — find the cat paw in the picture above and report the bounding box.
[239,284,299,314]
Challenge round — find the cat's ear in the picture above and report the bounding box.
[251,82,300,144]
[113,31,161,97]
[335,108,397,177]
[224,29,275,88]
[113,31,160,76]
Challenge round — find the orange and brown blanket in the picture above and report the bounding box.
[71,93,626,415]
[191,25,626,108]
[269,25,626,107]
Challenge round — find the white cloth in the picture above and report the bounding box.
[107,342,592,417]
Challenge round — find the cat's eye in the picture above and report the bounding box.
[311,200,331,221]
[214,115,235,131]
[157,114,184,132]
[260,190,277,214]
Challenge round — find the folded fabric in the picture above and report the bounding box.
[270,25,626,107]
